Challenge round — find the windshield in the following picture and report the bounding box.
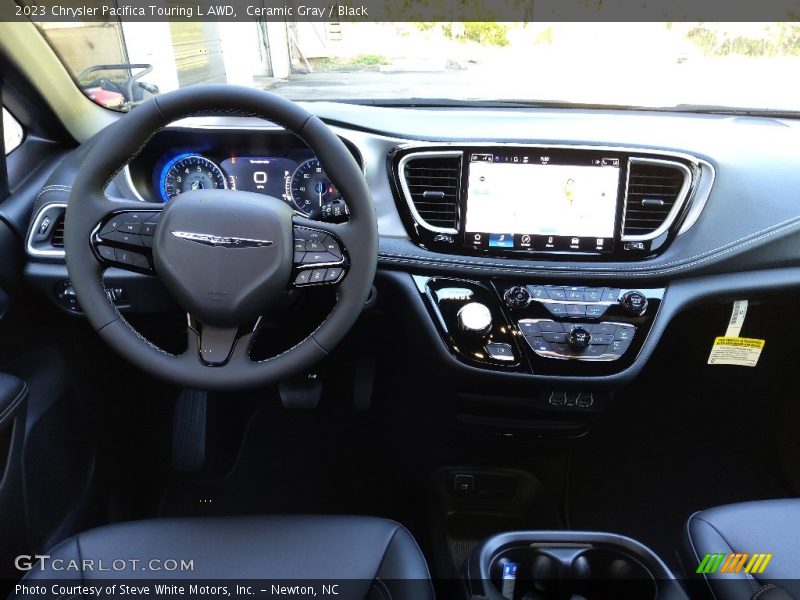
[36,21,800,113]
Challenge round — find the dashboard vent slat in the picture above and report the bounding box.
[50,216,65,247]
[401,153,462,231]
[623,161,689,237]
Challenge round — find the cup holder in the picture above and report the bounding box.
[472,531,685,600]
[489,546,656,600]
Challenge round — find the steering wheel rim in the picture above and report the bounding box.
[64,85,377,391]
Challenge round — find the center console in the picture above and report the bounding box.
[415,276,664,378]
[469,530,688,600]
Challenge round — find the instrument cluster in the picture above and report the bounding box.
[125,127,359,221]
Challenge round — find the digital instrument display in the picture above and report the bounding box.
[159,154,347,219]
[464,152,621,253]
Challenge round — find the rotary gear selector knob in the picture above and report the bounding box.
[457,302,493,336]
[567,326,592,351]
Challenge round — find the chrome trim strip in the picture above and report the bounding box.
[123,164,147,202]
[677,159,716,236]
[620,157,693,243]
[396,150,462,236]
[27,202,67,258]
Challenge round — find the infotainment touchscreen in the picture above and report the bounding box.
[464,152,621,253]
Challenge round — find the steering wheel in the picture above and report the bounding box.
[64,85,377,390]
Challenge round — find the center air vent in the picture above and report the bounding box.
[399,151,462,232]
[623,158,691,239]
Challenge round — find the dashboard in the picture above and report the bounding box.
[23,103,800,392]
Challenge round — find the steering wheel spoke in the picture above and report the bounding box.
[92,203,163,274]
[187,315,261,367]
[291,217,349,288]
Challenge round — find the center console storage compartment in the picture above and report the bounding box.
[469,531,688,600]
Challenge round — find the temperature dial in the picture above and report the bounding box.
[620,291,648,316]
[567,326,592,351]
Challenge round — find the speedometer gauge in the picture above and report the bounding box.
[288,158,342,216]
[160,154,226,202]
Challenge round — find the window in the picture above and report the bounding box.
[3,108,23,155]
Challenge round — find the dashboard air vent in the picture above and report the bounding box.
[623,160,690,238]
[401,153,462,231]
[50,216,65,247]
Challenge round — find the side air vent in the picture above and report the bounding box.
[398,151,462,233]
[26,203,67,257]
[50,216,65,247]
[622,158,692,239]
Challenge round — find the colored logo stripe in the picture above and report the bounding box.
[697,553,772,574]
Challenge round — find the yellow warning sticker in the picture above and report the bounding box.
[708,337,765,367]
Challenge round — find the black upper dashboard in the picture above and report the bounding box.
[26,103,800,284]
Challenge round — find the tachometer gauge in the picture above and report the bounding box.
[160,154,226,202]
[288,158,342,217]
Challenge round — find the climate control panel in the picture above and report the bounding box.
[519,319,635,361]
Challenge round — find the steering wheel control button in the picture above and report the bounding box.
[310,269,327,283]
[294,271,312,286]
[102,231,144,246]
[485,342,515,362]
[323,238,343,259]
[119,222,142,234]
[621,290,648,315]
[567,326,592,351]
[325,268,343,281]
[457,302,493,336]
[96,245,116,261]
[99,218,123,236]
[504,285,532,308]
[116,249,150,270]
[302,252,336,264]
[141,222,157,236]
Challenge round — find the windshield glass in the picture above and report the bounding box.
[36,21,800,113]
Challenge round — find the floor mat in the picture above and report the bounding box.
[159,404,417,526]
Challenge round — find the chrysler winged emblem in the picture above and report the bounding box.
[171,231,274,248]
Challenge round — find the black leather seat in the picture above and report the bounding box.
[22,515,434,599]
[684,499,800,600]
